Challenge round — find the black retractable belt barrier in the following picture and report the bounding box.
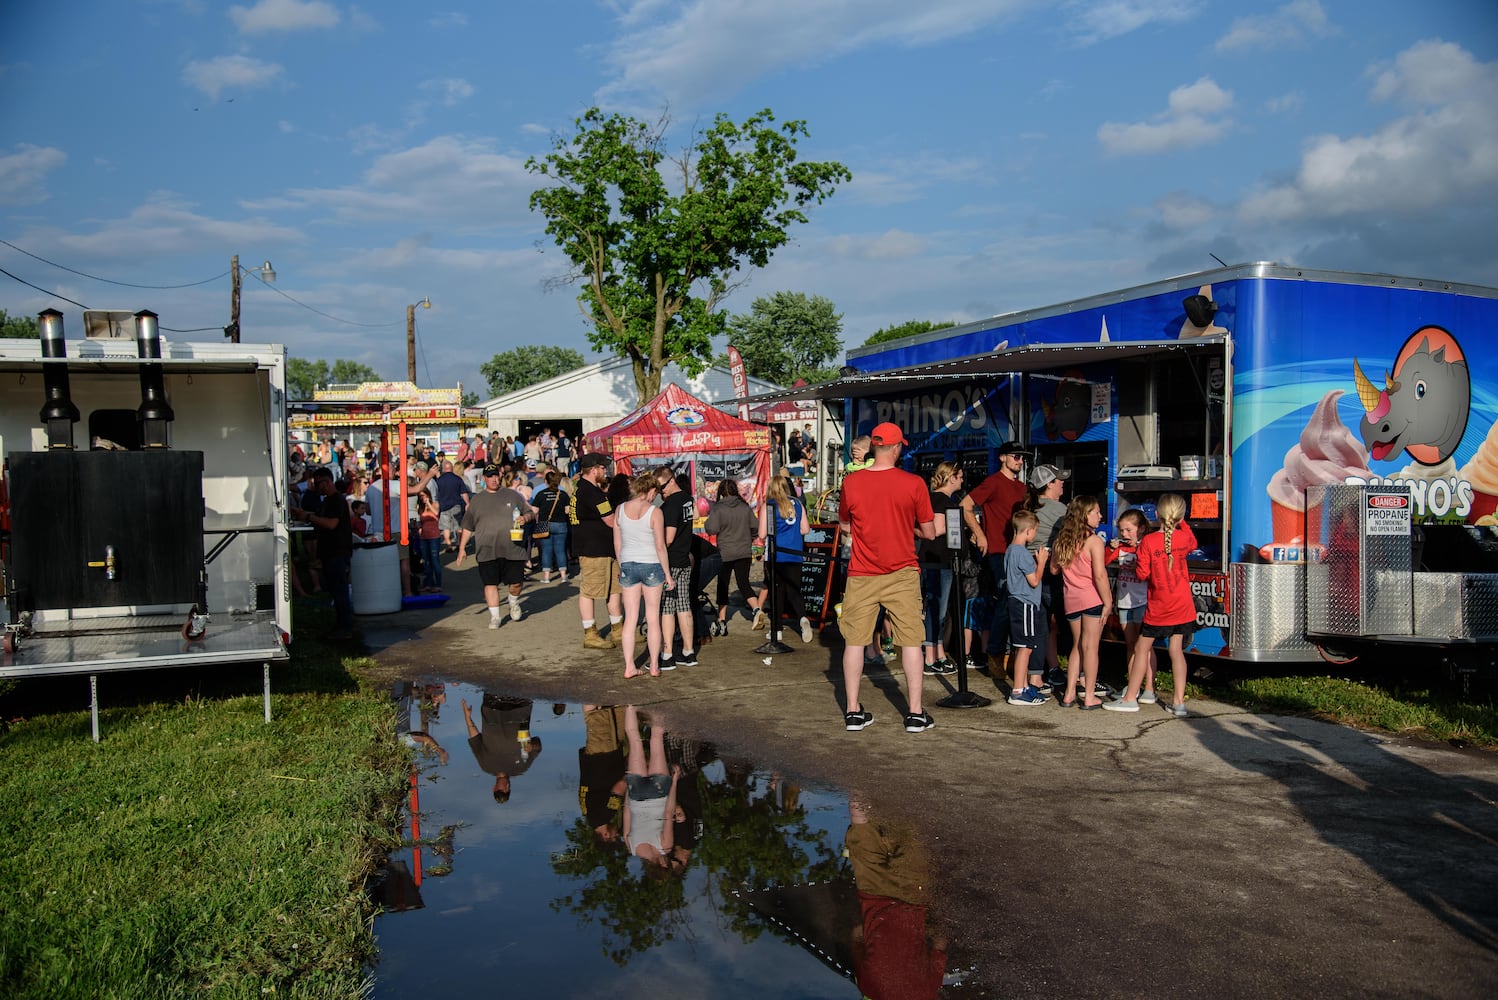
[937,522,991,709]
[753,524,793,655]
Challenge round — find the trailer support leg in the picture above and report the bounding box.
[89,674,100,743]
[263,663,272,723]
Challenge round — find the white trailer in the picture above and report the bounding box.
[0,310,292,736]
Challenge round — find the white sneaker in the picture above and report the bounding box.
[487,617,501,630]
[751,607,767,631]
[508,600,523,622]
[799,617,814,643]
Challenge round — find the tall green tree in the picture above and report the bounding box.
[286,357,381,400]
[726,291,843,385]
[0,310,40,339]
[527,107,850,405]
[480,345,585,397]
[863,319,956,347]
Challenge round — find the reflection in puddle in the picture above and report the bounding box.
[372,680,964,998]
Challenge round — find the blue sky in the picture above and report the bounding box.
[2,0,1495,396]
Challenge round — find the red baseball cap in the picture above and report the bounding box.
[870,422,908,446]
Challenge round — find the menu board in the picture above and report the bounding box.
[800,523,842,627]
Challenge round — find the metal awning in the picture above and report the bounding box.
[741,336,1228,404]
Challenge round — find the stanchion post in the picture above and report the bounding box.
[937,507,990,709]
[754,517,793,655]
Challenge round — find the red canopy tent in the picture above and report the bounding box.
[584,383,773,503]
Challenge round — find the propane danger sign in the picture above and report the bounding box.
[1365,491,1411,536]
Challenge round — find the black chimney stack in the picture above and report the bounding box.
[135,310,173,448]
[38,309,80,450]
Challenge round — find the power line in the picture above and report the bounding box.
[1,238,229,289]
[0,265,90,308]
[249,270,404,329]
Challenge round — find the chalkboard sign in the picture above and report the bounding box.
[800,523,842,627]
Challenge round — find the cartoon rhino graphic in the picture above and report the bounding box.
[1353,326,1470,466]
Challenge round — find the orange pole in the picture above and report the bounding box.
[398,421,410,546]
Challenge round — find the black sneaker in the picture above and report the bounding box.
[658,655,676,671]
[903,711,936,733]
[844,710,874,731]
[676,649,698,667]
[925,658,957,675]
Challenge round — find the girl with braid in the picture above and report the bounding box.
[1110,493,1196,716]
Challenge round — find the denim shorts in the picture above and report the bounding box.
[1118,605,1146,625]
[618,561,666,588]
[626,772,672,800]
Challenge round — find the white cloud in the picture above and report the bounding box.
[825,229,927,259]
[1066,0,1200,46]
[247,136,535,229]
[429,11,467,28]
[519,123,551,136]
[1266,91,1304,114]
[843,152,986,206]
[1155,193,1215,230]
[1098,76,1234,155]
[0,144,67,205]
[599,0,1027,106]
[419,78,475,107]
[230,0,340,35]
[1168,77,1232,116]
[1240,40,1498,222]
[48,192,303,259]
[1216,0,1332,52]
[182,54,284,99]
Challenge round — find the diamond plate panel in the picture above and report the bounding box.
[1305,484,1413,638]
[1413,572,1498,641]
[1230,562,1315,659]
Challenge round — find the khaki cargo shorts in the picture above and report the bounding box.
[838,567,924,648]
[579,556,620,601]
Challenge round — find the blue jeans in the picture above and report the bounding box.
[921,565,953,648]
[986,553,1011,658]
[416,536,442,588]
[322,553,353,632]
[539,523,569,571]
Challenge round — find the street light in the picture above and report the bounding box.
[226,255,276,343]
[406,296,430,383]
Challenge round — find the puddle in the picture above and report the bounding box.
[372,680,963,998]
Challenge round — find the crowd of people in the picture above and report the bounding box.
[292,419,1198,724]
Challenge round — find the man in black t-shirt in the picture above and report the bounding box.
[570,453,622,650]
[655,469,698,668]
[293,467,354,639]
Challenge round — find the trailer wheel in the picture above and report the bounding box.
[1315,642,1358,665]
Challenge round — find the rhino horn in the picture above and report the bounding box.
[1353,358,1381,412]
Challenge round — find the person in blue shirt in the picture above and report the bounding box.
[1004,510,1051,706]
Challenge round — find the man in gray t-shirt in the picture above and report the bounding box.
[456,463,537,627]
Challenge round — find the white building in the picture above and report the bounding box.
[479,357,782,438]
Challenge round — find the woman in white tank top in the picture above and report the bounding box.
[614,471,674,677]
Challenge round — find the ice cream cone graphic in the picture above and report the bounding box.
[1266,390,1374,545]
[1459,418,1498,523]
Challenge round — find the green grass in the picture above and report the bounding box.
[0,609,407,999]
[1196,670,1498,748]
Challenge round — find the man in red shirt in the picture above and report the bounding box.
[838,422,939,734]
[959,441,1029,672]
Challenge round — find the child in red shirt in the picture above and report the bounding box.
[1117,493,1195,716]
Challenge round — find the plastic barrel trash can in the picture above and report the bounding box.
[351,541,402,615]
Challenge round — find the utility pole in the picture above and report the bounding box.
[406,297,430,383]
[226,256,273,343]
[228,254,241,343]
